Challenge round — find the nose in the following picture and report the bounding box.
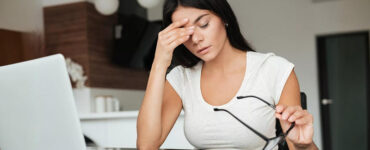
[191,29,203,45]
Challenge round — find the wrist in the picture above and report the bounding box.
[151,60,169,71]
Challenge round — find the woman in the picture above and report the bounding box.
[137,0,318,149]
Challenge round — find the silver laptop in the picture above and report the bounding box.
[0,54,86,150]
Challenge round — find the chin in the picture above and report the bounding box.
[197,51,217,62]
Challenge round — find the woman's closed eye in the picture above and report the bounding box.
[199,22,209,28]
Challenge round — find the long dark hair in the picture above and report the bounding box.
[163,0,255,68]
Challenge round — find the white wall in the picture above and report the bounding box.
[0,0,44,32]
[147,0,164,21]
[313,0,370,34]
[148,0,370,149]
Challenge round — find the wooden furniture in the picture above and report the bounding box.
[44,2,148,90]
[0,29,24,66]
[0,29,44,66]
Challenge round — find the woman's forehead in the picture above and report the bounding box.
[171,6,211,23]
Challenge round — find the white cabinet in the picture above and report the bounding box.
[79,111,193,149]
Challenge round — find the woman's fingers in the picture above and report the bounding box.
[276,105,313,126]
[278,105,315,147]
[165,27,194,45]
[161,18,189,34]
[282,106,299,120]
[163,28,186,42]
[275,113,282,119]
[295,112,313,125]
[288,110,305,122]
[152,18,193,68]
[164,26,194,39]
[276,105,303,121]
[158,25,194,50]
[168,35,191,48]
[275,105,286,120]
[275,104,286,114]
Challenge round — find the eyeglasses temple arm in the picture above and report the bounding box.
[214,108,269,141]
[237,95,275,109]
[236,95,297,144]
[283,122,295,137]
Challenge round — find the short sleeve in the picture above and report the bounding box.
[166,66,185,99]
[266,55,295,104]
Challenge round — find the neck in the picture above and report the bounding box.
[203,42,246,74]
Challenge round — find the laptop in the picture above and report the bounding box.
[0,54,86,150]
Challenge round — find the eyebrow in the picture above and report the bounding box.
[193,14,209,24]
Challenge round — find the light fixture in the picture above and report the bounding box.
[94,0,119,16]
[137,0,160,8]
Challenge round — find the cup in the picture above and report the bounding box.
[95,96,106,113]
[105,96,114,112]
[113,97,120,112]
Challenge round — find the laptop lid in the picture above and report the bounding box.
[0,54,86,150]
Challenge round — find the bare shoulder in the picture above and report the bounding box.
[278,69,301,106]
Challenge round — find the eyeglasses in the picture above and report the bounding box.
[213,95,295,150]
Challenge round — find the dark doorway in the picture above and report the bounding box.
[317,31,369,150]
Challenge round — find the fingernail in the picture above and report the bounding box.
[183,18,188,21]
[188,26,195,29]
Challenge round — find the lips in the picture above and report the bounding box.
[197,46,211,54]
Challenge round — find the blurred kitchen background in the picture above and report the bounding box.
[0,0,369,149]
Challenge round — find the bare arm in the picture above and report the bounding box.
[136,18,194,149]
[136,65,183,149]
[276,70,318,150]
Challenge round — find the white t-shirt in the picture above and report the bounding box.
[166,51,294,149]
